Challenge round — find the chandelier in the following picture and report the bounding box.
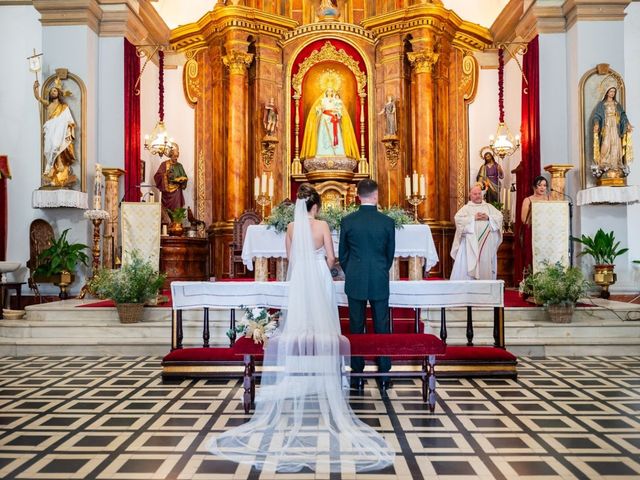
[144,49,172,157]
[489,47,520,159]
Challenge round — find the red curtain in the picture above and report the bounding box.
[514,36,541,284]
[0,156,9,261]
[124,38,141,202]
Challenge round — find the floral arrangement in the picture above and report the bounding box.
[266,202,294,233]
[520,262,590,306]
[266,201,414,233]
[89,250,166,304]
[380,206,415,228]
[228,306,281,344]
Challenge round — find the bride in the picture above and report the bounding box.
[210,184,394,473]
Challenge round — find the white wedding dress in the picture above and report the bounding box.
[210,199,394,473]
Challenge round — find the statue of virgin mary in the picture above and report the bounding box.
[300,86,359,161]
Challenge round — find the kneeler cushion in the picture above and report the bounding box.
[163,347,240,363]
[441,345,517,362]
[345,333,446,357]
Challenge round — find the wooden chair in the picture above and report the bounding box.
[26,219,54,301]
[228,210,261,278]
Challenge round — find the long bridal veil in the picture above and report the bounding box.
[210,198,394,473]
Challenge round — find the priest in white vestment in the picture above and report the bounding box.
[450,185,503,280]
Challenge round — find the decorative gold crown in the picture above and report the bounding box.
[319,69,342,94]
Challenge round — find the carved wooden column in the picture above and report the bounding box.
[222,44,253,221]
[101,168,125,268]
[435,42,451,221]
[407,37,439,221]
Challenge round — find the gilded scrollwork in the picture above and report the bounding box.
[197,149,205,219]
[291,41,367,95]
[183,49,203,106]
[460,52,478,100]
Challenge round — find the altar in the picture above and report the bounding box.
[241,224,439,281]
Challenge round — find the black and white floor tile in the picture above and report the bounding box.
[0,355,638,479]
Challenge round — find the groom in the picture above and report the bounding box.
[339,179,395,390]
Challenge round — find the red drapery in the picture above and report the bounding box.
[514,36,541,283]
[0,156,9,261]
[124,38,141,202]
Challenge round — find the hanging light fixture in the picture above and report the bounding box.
[490,47,520,160]
[144,49,172,157]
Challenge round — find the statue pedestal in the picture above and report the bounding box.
[543,164,573,200]
[32,189,88,209]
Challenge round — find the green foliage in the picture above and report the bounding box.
[318,204,358,232]
[523,262,590,306]
[226,306,281,343]
[490,200,504,211]
[267,201,415,233]
[35,229,89,276]
[571,229,628,265]
[168,207,186,222]
[266,202,295,233]
[380,206,416,229]
[89,251,166,304]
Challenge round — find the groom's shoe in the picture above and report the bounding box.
[350,378,364,390]
[377,378,393,391]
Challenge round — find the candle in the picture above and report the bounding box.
[261,173,267,194]
[268,174,274,198]
[93,163,102,210]
[412,171,418,196]
[419,174,426,197]
[404,176,411,198]
[254,176,259,198]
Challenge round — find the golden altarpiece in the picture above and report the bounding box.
[169,1,492,279]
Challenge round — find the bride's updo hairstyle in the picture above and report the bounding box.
[297,183,321,212]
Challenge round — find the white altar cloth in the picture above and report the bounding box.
[241,224,439,271]
[171,280,503,310]
[576,186,640,206]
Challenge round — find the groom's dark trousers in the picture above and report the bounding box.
[339,205,396,374]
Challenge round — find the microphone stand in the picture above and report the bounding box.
[551,188,574,267]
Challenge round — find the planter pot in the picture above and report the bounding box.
[593,264,616,299]
[168,222,184,237]
[34,271,76,299]
[116,303,144,324]
[547,304,574,323]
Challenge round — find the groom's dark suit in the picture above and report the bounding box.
[339,204,395,374]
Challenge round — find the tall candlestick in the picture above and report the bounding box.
[419,174,426,197]
[412,171,418,195]
[268,174,274,197]
[405,176,411,198]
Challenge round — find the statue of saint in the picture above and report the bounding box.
[593,86,633,172]
[476,149,504,205]
[299,87,359,160]
[33,77,77,188]
[154,142,188,210]
[263,97,278,137]
[378,96,397,136]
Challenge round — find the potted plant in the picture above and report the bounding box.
[571,229,628,298]
[89,251,166,323]
[34,228,89,299]
[526,262,590,323]
[167,207,187,236]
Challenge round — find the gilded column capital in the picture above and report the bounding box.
[407,49,440,74]
[222,50,254,75]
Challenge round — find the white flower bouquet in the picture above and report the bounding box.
[227,306,281,345]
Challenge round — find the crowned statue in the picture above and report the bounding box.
[300,69,359,167]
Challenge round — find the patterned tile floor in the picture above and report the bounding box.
[0,355,639,479]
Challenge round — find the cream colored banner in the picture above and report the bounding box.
[121,202,161,269]
[532,201,569,272]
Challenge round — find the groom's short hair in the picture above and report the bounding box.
[357,179,378,198]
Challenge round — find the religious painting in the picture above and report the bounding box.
[36,69,86,192]
[579,64,629,188]
[300,63,359,164]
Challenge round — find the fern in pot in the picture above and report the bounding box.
[89,251,166,323]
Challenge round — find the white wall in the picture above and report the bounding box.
[0,6,43,283]
[140,62,195,211]
[468,54,521,220]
